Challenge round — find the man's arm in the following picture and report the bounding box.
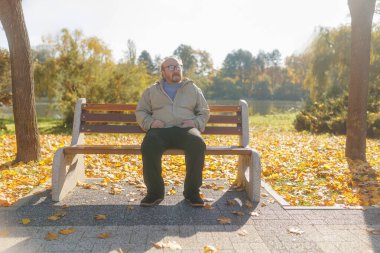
[193,87,210,132]
[135,88,155,131]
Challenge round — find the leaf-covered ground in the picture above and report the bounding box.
[0,127,379,207]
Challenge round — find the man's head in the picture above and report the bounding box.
[161,56,183,84]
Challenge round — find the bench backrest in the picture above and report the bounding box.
[71,98,249,147]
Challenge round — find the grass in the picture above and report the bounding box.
[0,117,69,134]
[250,112,297,131]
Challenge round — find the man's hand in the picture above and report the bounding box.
[151,119,165,128]
[181,120,196,128]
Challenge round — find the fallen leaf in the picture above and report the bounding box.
[0,230,9,237]
[367,229,380,235]
[204,203,214,210]
[97,232,111,239]
[45,232,58,241]
[250,211,260,217]
[231,211,245,217]
[110,186,122,195]
[153,240,182,250]
[77,181,98,190]
[167,187,176,195]
[269,198,275,204]
[59,228,76,235]
[166,241,182,250]
[95,214,107,220]
[245,200,253,208]
[226,199,238,206]
[204,245,219,253]
[287,227,304,235]
[21,218,31,225]
[261,203,267,207]
[261,193,269,197]
[217,216,231,224]
[238,229,248,236]
[48,210,66,221]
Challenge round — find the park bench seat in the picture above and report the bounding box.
[52,98,261,202]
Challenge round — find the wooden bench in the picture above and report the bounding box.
[52,98,262,202]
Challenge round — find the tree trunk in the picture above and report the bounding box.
[345,0,376,161]
[0,0,40,162]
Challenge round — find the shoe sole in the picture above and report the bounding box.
[185,198,204,207]
[140,198,163,207]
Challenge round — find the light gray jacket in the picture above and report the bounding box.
[135,79,210,132]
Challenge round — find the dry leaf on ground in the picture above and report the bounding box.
[204,203,214,209]
[238,229,249,236]
[95,214,107,220]
[231,211,245,217]
[217,216,231,224]
[45,232,58,241]
[367,229,380,235]
[21,218,31,225]
[48,210,66,221]
[226,199,238,206]
[250,211,260,217]
[97,232,111,239]
[153,240,182,250]
[0,230,9,237]
[287,227,305,235]
[204,245,219,253]
[245,200,253,208]
[59,228,76,235]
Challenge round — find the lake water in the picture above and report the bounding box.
[0,99,304,119]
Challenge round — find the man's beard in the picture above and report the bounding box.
[171,73,181,82]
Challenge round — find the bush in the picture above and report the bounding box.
[294,96,380,138]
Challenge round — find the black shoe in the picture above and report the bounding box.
[140,195,163,207]
[185,195,204,207]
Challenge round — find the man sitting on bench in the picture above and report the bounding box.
[135,56,210,207]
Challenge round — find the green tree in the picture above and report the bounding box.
[0,48,11,105]
[138,50,155,74]
[173,44,214,91]
[34,29,114,125]
[303,26,351,99]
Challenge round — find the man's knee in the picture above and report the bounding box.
[186,134,206,151]
[141,133,164,154]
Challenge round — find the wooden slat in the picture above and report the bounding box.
[81,113,240,124]
[64,145,252,155]
[80,124,242,135]
[203,126,242,135]
[82,103,137,111]
[208,115,241,124]
[82,103,241,112]
[80,124,144,133]
[208,105,241,112]
[81,113,136,122]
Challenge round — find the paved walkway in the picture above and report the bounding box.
[0,179,379,253]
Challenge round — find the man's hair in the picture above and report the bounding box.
[160,56,183,72]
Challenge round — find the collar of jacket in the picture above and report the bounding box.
[156,78,193,87]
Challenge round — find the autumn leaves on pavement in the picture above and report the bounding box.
[0,128,379,207]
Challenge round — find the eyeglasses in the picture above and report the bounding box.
[164,65,183,71]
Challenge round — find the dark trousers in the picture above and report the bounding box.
[141,127,206,198]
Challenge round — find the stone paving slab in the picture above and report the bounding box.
[0,179,379,253]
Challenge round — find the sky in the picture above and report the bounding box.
[0,0,352,68]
